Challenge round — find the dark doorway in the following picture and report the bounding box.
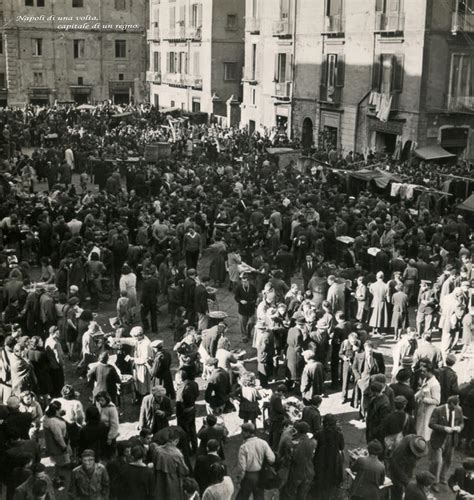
[249,120,256,135]
[302,117,314,150]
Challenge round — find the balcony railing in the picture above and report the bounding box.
[448,94,474,112]
[322,14,344,34]
[375,12,405,33]
[162,26,186,40]
[243,68,258,83]
[319,85,342,104]
[147,27,160,41]
[187,26,202,40]
[451,12,474,32]
[162,73,184,85]
[274,81,292,98]
[272,18,292,37]
[146,71,161,83]
[245,17,260,33]
[182,74,203,89]
[162,73,202,88]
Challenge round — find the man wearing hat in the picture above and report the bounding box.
[286,312,306,390]
[119,326,153,403]
[381,395,416,453]
[150,339,175,399]
[14,462,56,500]
[183,268,197,324]
[389,435,428,500]
[39,284,57,338]
[369,272,389,334]
[236,422,275,500]
[350,439,385,500]
[234,272,258,343]
[70,449,110,500]
[281,421,316,498]
[416,280,437,336]
[428,394,464,492]
[138,385,172,433]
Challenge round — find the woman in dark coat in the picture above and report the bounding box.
[78,405,108,461]
[285,317,305,388]
[26,335,52,403]
[312,414,345,499]
[208,237,227,287]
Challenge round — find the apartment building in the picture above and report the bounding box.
[147,0,245,123]
[242,0,474,159]
[3,0,148,105]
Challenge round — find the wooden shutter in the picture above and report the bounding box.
[336,54,345,87]
[197,4,203,26]
[193,52,200,76]
[286,53,293,81]
[392,53,404,92]
[274,53,280,82]
[375,0,385,12]
[320,54,328,86]
[371,54,382,90]
[169,6,175,28]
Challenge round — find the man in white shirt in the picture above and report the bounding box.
[236,422,275,500]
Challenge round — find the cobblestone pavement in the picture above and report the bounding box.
[34,172,463,499]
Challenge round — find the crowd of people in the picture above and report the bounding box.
[0,103,472,500]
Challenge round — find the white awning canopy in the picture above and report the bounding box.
[414,145,456,160]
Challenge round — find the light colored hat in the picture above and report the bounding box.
[152,385,167,396]
[130,326,144,337]
[151,339,164,348]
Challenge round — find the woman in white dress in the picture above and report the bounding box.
[119,264,137,307]
[415,359,441,440]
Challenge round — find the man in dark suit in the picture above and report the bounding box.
[428,395,464,492]
[183,268,197,324]
[193,439,227,494]
[204,358,231,415]
[436,353,459,404]
[365,381,391,443]
[274,245,295,285]
[301,253,316,291]
[352,341,385,415]
[140,271,160,334]
[234,273,258,343]
[390,369,416,415]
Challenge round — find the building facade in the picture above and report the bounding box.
[3,0,148,105]
[241,0,474,159]
[147,0,245,123]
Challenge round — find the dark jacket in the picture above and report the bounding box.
[404,480,429,500]
[138,394,173,433]
[194,284,209,314]
[88,362,121,402]
[390,382,416,415]
[366,393,391,443]
[436,366,459,405]
[429,404,464,449]
[140,276,160,305]
[288,434,317,482]
[204,368,230,409]
[234,283,258,316]
[351,455,385,500]
[193,454,226,493]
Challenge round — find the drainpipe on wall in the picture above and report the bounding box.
[288,0,297,139]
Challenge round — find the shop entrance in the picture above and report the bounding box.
[375,131,397,154]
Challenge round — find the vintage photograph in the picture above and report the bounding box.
[0,0,473,499]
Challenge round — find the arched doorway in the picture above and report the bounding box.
[302,117,314,151]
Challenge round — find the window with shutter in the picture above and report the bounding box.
[169,7,175,28]
[320,55,328,86]
[371,54,382,91]
[179,5,186,25]
[392,54,404,92]
[336,54,345,87]
[193,52,200,76]
[251,44,257,80]
[197,4,203,26]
